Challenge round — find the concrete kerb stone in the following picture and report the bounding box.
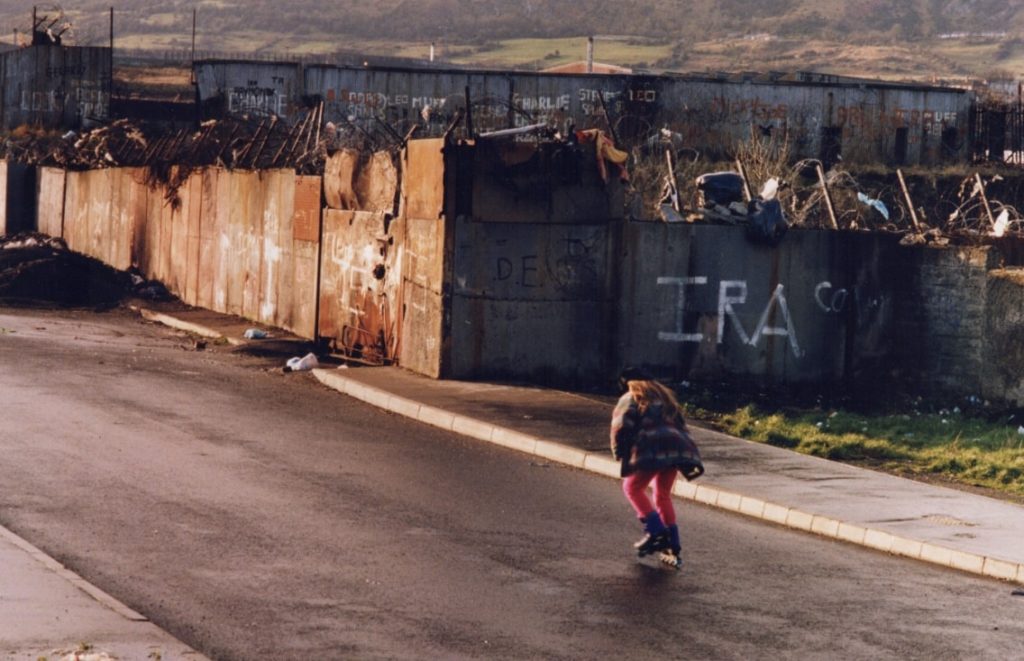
[836,522,867,545]
[810,515,841,538]
[583,453,620,479]
[491,428,539,454]
[983,557,1019,582]
[386,394,421,420]
[451,415,496,442]
[890,535,924,560]
[920,542,954,568]
[137,308,223,339]
[417,405,456,430]
[534,439,586,469]
[949,550,985,575]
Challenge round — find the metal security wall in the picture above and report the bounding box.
[0,44,111,130]
[56,167,320,338]
[197,60,972,165]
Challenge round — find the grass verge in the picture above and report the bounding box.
[681,389,1024,500]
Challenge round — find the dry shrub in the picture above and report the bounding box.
[626,144,704,219]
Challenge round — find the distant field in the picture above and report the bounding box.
[23,27,1024,87]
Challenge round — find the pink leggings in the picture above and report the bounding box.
[623,467,678,525]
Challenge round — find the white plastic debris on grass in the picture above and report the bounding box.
[760,177,779,201]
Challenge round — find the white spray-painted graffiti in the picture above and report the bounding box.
[20,88,108,119]
[317,84,655,132]
[324,232,375,319]
[228,79,287,117]
[657,278,804,358]
[814,280,886,317]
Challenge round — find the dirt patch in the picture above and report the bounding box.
[0,234,131,307]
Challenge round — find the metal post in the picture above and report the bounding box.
[190,9,197,84]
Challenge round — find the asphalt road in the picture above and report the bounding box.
[0,307,1022,660]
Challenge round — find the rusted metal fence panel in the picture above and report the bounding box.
[404,139,445,221]
[145,168,322,337]
[64,170,102,267]
[196,169,220,311]
[286,175,321,337]
[60,168,144,271]
[1,45,110,130]
[393,139,450,375]
[257,170,285,326]
[37,167,65,238]
[319,209,396,363]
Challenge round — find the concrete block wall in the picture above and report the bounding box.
[983,268,1024,404]
[896,246,992,396]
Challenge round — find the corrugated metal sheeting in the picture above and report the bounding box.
[46,167,320,338]
[0,45,110,130]
[196,61,972,166]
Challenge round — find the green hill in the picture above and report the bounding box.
[2,2,1022,81]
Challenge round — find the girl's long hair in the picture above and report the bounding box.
[627,379,686,429]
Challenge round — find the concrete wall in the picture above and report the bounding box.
[399,138,449,378]
[36,167,65,238]
[983,268,1024,404]
[0,45,110,129]
[194,61,303,119]
[616,224,902,385]
[197,60,972,165]
[895,246,993,396]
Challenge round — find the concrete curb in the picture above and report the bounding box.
[135,307,245,346]
[313,368,1024,586]
[0,524,148,622]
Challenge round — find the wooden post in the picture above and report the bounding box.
[598,91,619,146]
[665,148,680,212]
[735,158,753,202]
[896,169,921,232]
[816,162,839,230]
[975,172,996,228]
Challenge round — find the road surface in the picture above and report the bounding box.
[0,307,1021,660]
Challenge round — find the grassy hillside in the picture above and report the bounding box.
[1,2,1022,81]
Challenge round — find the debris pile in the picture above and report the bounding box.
[0,232,169,307]
[0,106,338,176]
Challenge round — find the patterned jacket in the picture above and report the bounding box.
[610,392,704,480]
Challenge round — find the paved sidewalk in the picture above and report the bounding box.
[312,365,1024,587]
[0,525,207,660]
[130,303,1024,586]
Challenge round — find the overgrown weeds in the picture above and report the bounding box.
[624,131,1024,239]
[682,395,1024,498]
